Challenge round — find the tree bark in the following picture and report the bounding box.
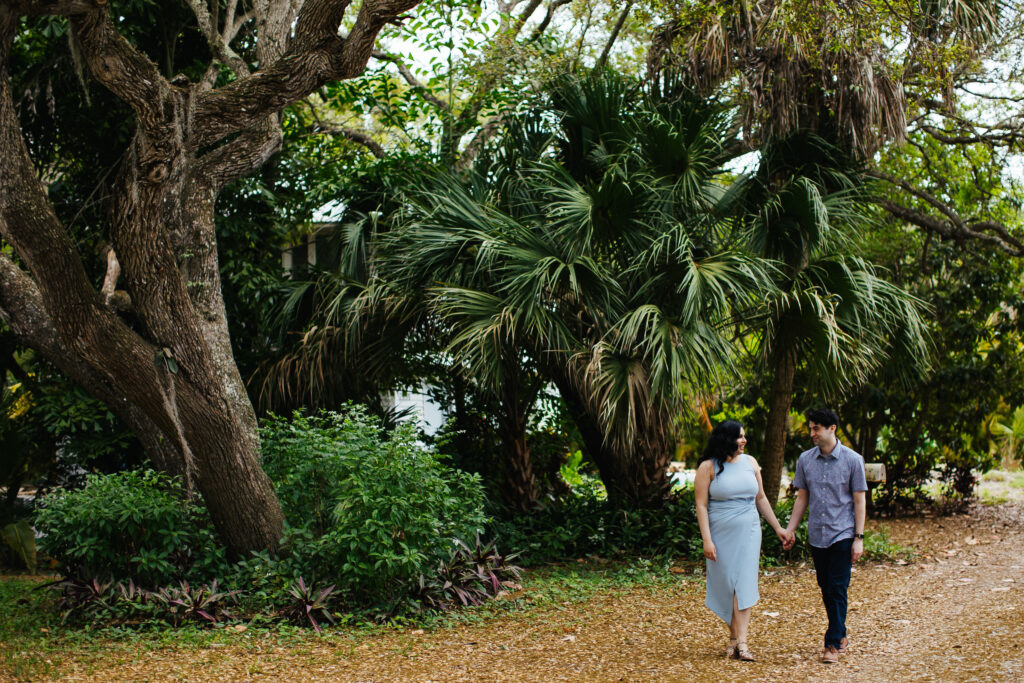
[0,0,425,556]
[761,343,798,504]
[496,373,537,512]
[552,370,672,508]
[0,256,185,478]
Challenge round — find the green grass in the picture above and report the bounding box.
[862,526,916,562]
[976,469,1024,505]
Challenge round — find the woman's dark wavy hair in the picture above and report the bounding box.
[699,420,743,475]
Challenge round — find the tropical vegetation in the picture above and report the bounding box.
[0,0,1022,638]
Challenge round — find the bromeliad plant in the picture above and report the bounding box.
[156,580,240,626]
[51,576,118,625]
[416,535,522,611]
[279,577,337,633]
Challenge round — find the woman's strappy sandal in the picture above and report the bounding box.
[736,643,755,661]
[726,640,738,658]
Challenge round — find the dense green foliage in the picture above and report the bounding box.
[35,471,228,587]
[259,407,489,605]
[32,413,512,621]
[491,489,703,565]
[3,5,1023,649]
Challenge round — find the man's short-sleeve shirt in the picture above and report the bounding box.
[793,441,868,548]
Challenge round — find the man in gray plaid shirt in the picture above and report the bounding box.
[783,408,868,664]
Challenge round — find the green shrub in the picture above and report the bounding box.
[489,487,701,565]
[35,470,228,587]
[260,407,489,608]
[492,488,834,566]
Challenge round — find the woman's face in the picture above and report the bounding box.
[735,428,747,455]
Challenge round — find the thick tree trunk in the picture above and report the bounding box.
[552,372,673,508]
[0,0,424,556]
[762,344,798,504]
[500,431,537,511]
[496,377,537,512]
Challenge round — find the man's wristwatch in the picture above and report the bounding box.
[854,533,865,539]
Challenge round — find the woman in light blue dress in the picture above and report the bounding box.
[694,420,793,661]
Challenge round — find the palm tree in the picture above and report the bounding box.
[255,154,553,510]
[648,0,1005,158]
[736,134,930,502]
[383,73,776,507]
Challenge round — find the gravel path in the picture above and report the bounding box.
[47,504,1024,682]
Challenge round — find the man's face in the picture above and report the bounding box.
[808,421,836,448]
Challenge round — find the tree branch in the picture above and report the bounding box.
[3,0,94,16]
[449,0,570,152]
[596,1,633,70]
[192,0,423,149]
[195,117,284,190]
[919,123,1024,147]
[529,0,571,42]
[224,0,241,43]
[66,5,172,139]
[868,169,965,226]
[318,124,387,157]
[509,0,543,37]
[372,49,449,110]
[0,253,183,475]
[456,116,501,171]
[872,198,1024,256]
[185,0,250,76]
[292,0,353,52]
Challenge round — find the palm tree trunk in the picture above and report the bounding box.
[762,345,798,504]
[552,372,672,508]
[629,416,675,507]
[497,378,538,512]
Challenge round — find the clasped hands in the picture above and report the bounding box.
[703,528,796,562]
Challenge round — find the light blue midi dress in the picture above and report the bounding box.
[705,456,761,624]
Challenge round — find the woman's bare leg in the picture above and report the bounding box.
[732,593,751,645]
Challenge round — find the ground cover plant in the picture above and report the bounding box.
[22,407,518,632]
[0,553,710,681]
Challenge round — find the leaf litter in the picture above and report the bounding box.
[39,504,1024,681]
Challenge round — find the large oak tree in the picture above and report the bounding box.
[0,0,422,555]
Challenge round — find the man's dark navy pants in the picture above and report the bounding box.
[810,537,854,649]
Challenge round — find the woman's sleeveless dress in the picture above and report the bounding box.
[705,456,761,624]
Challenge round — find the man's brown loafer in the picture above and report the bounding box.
[822,646,839,664]
[839,637,848,654]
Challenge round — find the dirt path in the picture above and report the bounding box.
[45,504,1024,682]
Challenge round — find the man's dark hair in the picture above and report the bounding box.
[805,408,839,428]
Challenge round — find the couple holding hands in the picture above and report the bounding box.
[694,409,868,665]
